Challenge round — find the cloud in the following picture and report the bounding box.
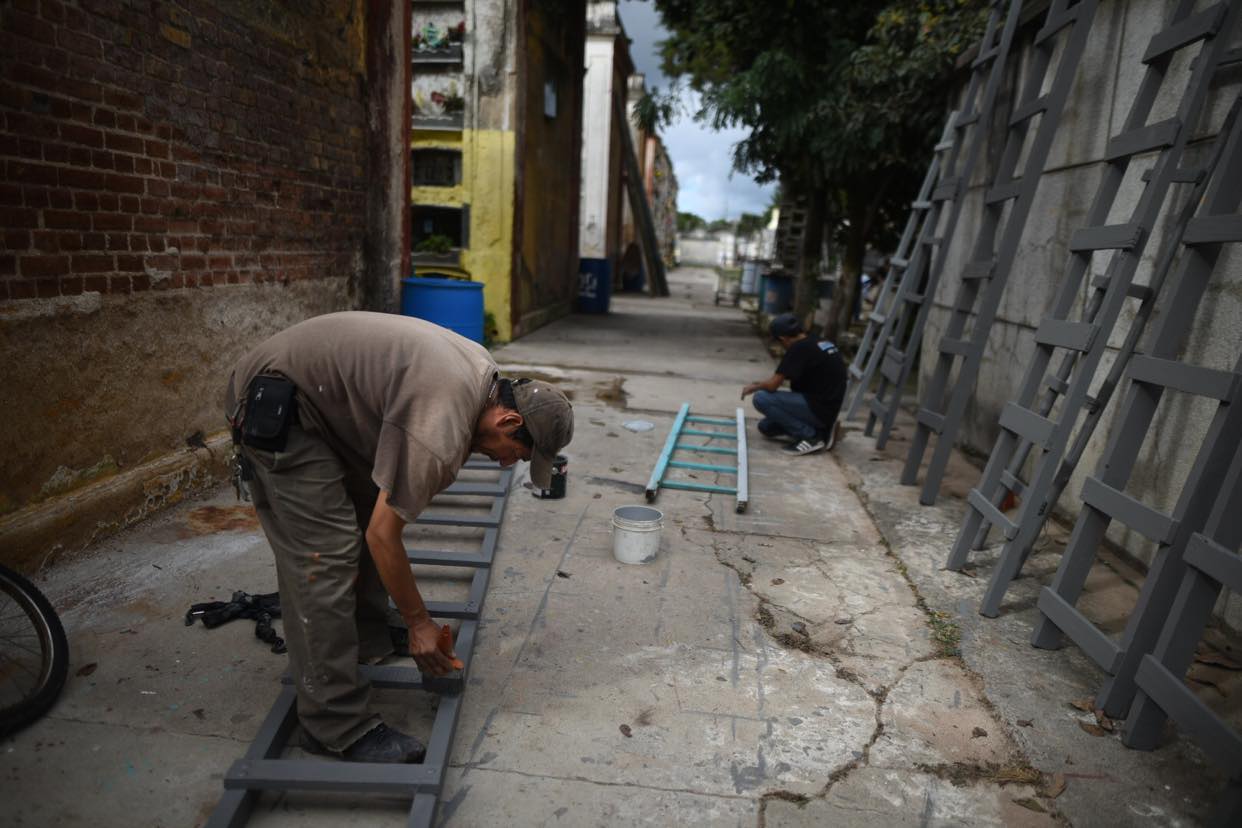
[618,1,775,221]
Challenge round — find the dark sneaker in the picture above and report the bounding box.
[783,438,826,456]
[760,429,798,444]
[305,723,427,764]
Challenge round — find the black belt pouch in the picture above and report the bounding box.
[242,376,298,452]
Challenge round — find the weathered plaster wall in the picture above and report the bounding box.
[0,0,382,567]
[511,0,586,337]
[921,0,1242,623]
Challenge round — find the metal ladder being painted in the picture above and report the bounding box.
[1123,441,1242,826]
[862,0,1023,450]
[1025,91,1242,719]
[844,112,958,421]
[901,0,1099,504]
[646,403,749,513]
[205,458,513,828]
[945,0,1240,621]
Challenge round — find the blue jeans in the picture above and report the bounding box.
[752,390,825,441]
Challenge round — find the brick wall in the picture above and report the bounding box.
[0,0,376,541]
[1,0,366,301]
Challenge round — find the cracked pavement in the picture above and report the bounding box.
[0,267,1228,826]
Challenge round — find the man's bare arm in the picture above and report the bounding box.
[741,372,785,399]
[366,489,456,676]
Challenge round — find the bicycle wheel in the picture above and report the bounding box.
[0,564,69,736]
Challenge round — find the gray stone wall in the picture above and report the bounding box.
[920,0,1242,625]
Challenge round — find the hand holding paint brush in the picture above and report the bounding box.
[437,624,465,670]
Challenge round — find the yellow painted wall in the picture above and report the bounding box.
[412,128,516,342]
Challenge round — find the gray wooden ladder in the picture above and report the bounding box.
[844,113,957,421]
[900,0,1099,504]
[206,459,513,828]
[861,0,1023,450]
[1122,438,1242,827]
[945,1,1239,622]
[1025,91,1242,720]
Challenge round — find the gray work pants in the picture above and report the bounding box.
[244,423,396,751]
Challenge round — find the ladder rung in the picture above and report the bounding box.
[1036,588,1123,674]
[881,353,904,384]
[891,255,910,269]
[225,759,438,794]
[442,481,506,497]
[1127,355,1240,401]
[869,397,889,419]
[668,460,735,474]
[1084,394,1101,414]
[848,364,865,380]
[999,402,1056,449]
[923,236,943,247]
[961,259,994,281]
[1081,476,1178,544]
[1184,214,1242,245]
[932,179,959,201]
[912,199,933,210]
[686,415,734,425]
[1222,45,1242,68]
[681,428,737,439]
[1142,165,1204,184]
[1105,118,1181,161]
[1000,469,1026,497]
[1185,533,1242,592]
[934,139,954,152]
[1034,318,1097,352]
[1142,4,1227,65]
[1034,6,1080,47]
[1090,273,1153,302]
[967,488,1018,539]
[971,46,1000,68]
[1009,93,1049,126]
[939,337,973,357]
[985,178,1022,204]
[916,408,945,434]
[904,292,926,305]
[869,311,887,326]
[674,443,735,455]
[1069,222,1142,252]
[1134,656,1242,770]
[955,110,980,128]
[1045,373,1069,395]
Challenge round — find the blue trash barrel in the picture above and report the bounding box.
[577,258,612,313]
[763,272,794,313]
[401,276,485,343]
[740,261,759,294]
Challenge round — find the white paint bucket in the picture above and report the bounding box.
[611,505,663,565]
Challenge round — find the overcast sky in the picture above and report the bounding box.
[617,0,775,222]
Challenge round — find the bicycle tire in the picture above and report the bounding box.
[0,563,69,736]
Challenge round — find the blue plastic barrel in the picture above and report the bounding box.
[577,258,612,313]
[762,272,794,313]
[401,276,485,343]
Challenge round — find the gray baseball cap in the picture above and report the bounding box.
[511,378,574,488]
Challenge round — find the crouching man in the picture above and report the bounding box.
[225,312,573,763]
[741,312,846,456]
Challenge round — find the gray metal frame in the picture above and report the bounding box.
[901,0,1100,504]
[1123,442,1242,827]
[205,461,514,828]
[945,1,1239,622]
[861,0,1024,450]
[844,113,957,420]
[1024,89,1242,719]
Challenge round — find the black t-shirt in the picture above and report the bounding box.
[777,337,848,425]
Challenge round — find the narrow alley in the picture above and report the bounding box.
[0,267,1227,826]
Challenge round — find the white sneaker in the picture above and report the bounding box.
[783,438,826,456]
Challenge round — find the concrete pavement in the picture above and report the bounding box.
[0,266,1232,826]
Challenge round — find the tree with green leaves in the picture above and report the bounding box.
[653,0,987,340]
[677,211,707,233]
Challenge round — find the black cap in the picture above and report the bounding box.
[769,312,802,338]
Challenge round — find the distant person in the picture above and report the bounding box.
[741,313,846,456]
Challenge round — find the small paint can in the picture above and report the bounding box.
[534,454,568,499]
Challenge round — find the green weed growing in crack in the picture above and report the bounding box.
[927,610,962,658]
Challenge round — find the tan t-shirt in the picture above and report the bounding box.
[225,312,497,523]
